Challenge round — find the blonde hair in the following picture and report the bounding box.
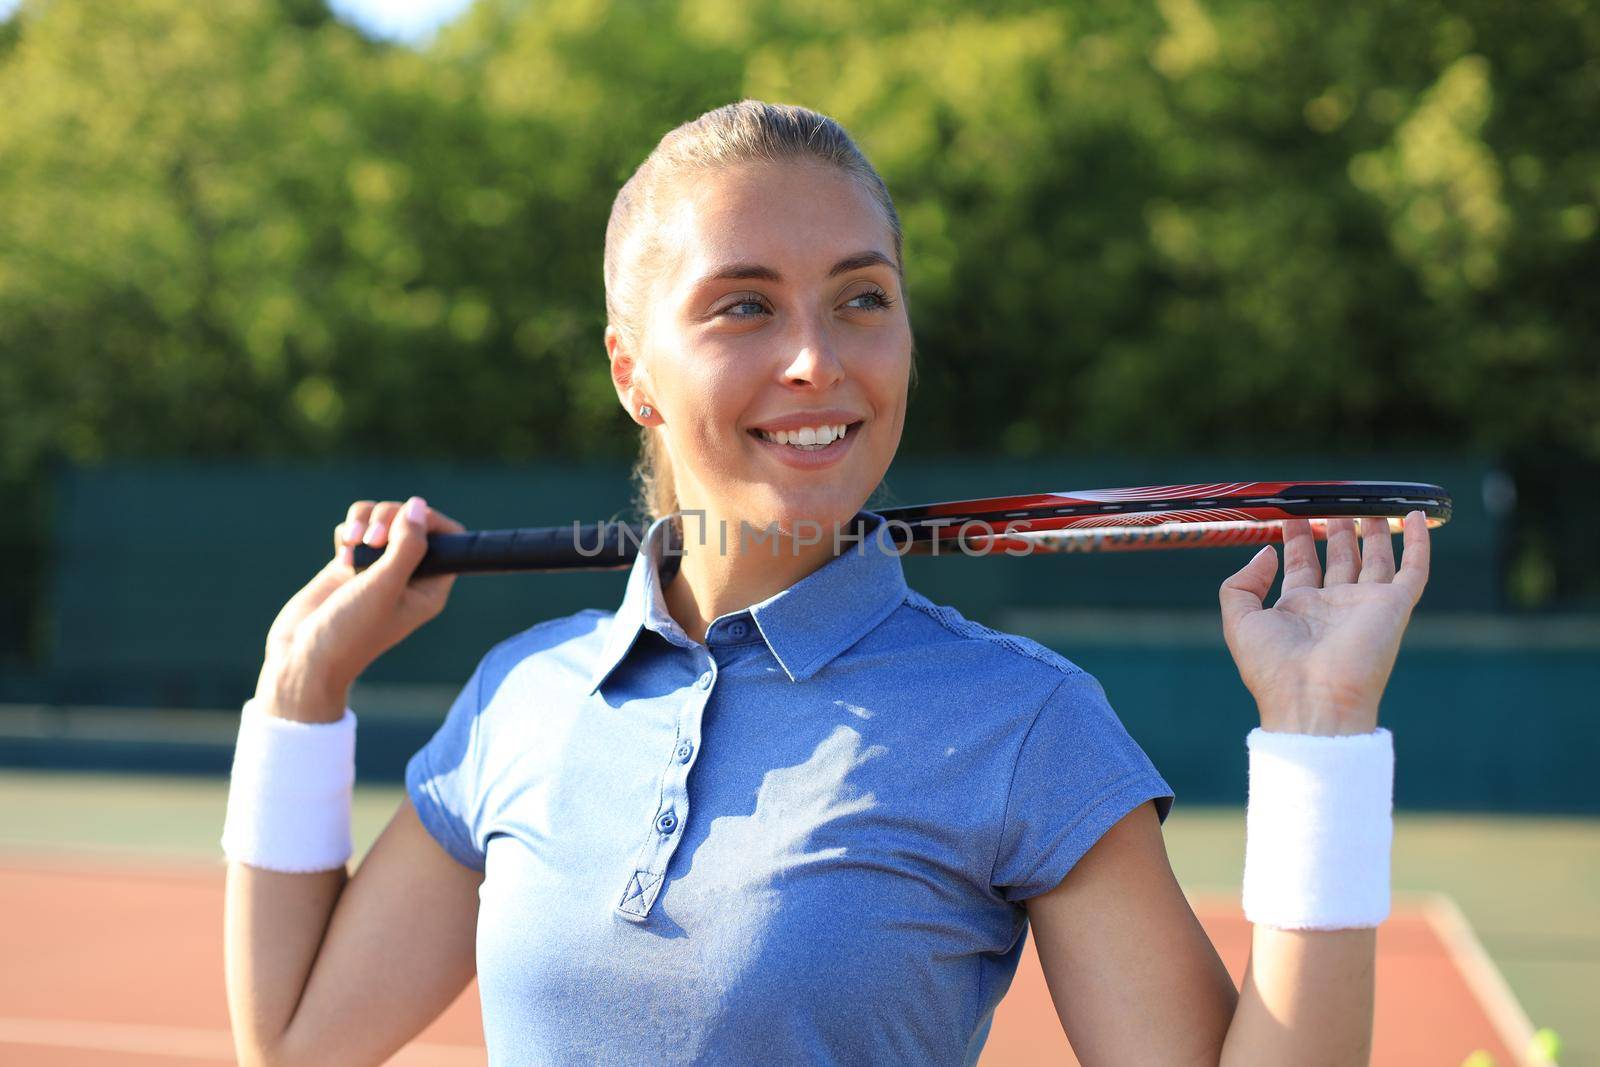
[603,100,906,523]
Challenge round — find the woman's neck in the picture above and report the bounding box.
[661,514,844,645]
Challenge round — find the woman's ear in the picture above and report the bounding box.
[605,324,631,385]
[606,325,658,426]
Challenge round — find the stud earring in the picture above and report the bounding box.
[638,404,654,420]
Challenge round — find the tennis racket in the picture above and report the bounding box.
[350,480,1451,577]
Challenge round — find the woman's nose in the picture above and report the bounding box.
[780,327,845,389]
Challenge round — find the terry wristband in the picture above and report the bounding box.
[1241,727,1394,930]
[220,697,357,873]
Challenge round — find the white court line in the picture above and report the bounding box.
[0,1016,484,1065]
[1420,893,1539,1067]
[1178,889,1538,1065]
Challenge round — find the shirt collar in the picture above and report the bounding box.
[586,510,908,693]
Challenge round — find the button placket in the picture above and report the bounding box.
[615,660,716,923]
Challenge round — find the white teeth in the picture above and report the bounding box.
[756,423,853,449]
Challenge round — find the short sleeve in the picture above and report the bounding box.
[990,670,1174,903]
[405,653,491,873]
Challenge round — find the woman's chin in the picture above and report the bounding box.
[736,494,867,542]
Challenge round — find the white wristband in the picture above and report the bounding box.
[1242,727,1394,930]
[220,697,357,873]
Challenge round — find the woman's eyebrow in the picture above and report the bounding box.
[691,250,896,288]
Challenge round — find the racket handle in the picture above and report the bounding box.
[351,522,644,575]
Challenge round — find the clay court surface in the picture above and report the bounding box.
[1,771,1592,1066]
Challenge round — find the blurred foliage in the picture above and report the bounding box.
[0,0,1597,661]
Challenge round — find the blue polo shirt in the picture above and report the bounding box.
[405,512,1173,1065]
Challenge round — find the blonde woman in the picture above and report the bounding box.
[223,100,1430,1066]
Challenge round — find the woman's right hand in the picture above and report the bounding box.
[254,495,467,722]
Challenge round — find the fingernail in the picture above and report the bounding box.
[346,518,366,544]
[363,520,385,545]
[405,496,427,525]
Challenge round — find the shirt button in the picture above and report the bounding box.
[728,620,749,639]
[656,810,678,834]
[696,671,713,689]
[675,741,694,763]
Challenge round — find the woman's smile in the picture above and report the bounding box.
[746,409,867,470]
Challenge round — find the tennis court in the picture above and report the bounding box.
[3,770,1592,1066]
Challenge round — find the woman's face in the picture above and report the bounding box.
[612,160,912,542]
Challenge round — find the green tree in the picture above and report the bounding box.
[1,0,1597,667]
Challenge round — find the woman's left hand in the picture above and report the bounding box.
[1218,511,1431,736]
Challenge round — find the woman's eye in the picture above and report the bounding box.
[846,289,895,311]
[716,288,895,319]
[720,297,768,318]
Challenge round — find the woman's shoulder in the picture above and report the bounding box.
[476,608,615,679]
[880,586,1092,687]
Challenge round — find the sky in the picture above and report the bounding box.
[324,0,476,43]
[0,0,478,43]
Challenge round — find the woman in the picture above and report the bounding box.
[222,101,1430,1066]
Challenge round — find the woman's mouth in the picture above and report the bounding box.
[747,420,863,468]
[751,422,853,450]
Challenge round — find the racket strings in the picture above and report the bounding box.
[925,516,1432,555]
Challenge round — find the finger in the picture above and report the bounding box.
[1357,515,1397,583]
[332,522,354,569]
[362,500,403,549]
[1220,544,1277,638]
[347,499,460,594]
[1278,517,1322,596]
[423,506,467,535]
[366,496,434,587]
[1392,510,1431,603]
[368,497,459,622]
[343,500,376,547]
[403,502,460,601]
[1322,517,1360,585]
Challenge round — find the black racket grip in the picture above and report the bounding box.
[351,522,645,576]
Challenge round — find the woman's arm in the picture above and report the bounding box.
[1224,925,1375,1065]
[225,786,484,1067]
[1028,512,1429,1064]
[225,860,349,1064]
[225,497,481,1065]
[1025,802,1374,1066]
[224,666,484,1066]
